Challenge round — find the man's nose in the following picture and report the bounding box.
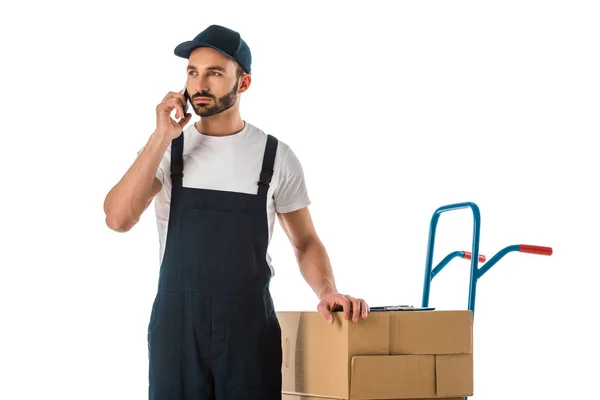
[193,77,210,94]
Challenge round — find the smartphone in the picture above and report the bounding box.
[182,83,190,115]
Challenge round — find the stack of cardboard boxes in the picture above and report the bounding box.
[277,309,473,399]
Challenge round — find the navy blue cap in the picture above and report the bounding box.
[174,25,252,74]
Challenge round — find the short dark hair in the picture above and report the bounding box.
[235,63,244,78]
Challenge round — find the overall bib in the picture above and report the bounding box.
[147,133,282,400]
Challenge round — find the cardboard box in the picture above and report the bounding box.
[283,397,466,400]
[277,310,473,399]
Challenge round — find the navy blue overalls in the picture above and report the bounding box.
[147,132,282,400]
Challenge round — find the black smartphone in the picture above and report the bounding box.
[182,83,190,115]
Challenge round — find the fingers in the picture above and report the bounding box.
[338,295,352,321]
[345,295,361,322]
[162,90,187,104]
[176,113,192,129]
[318,294,369,324]
[158,91,188,118]
[361,299,369,318]
[157,97,186,121]
[317,302,334,324]
[344,296,368,322]
[168,98,186,120]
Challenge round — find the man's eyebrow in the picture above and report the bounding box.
[207,65,227,72]
[187,65,227,72]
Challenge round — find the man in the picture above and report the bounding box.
[103,24,368,399]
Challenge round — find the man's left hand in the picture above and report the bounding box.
[317,292,369,324]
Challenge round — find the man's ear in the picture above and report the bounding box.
[238,73,252,94]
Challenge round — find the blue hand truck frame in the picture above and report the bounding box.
[421,201,552,399]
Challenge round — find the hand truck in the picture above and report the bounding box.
[421,201,552,399]
[421,201,552,315]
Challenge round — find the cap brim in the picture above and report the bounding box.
[174,41,237,63]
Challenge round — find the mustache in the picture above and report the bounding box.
[192,91,215,100]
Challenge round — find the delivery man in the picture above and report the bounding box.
[103,24,369,399]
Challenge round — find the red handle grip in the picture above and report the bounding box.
[463,251,486,262]
[519,245,553,256]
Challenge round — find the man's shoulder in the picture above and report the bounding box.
[245,122,293,158]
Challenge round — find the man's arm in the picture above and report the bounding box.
[103,90,191,233]
[103,131,168,232]
[277,207,369,324]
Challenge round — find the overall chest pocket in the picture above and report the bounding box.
[181,208,256,282]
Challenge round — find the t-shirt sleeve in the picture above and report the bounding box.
[274,146,311,213]
[136,144,171,186]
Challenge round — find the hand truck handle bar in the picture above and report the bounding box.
[519,245,553,256]
[462,251,487,262]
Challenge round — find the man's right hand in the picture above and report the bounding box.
[104,90,190,233]
[155,90,192,139]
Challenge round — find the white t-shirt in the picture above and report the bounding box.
[138,121,311,275]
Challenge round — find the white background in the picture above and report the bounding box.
[1,1,599,399]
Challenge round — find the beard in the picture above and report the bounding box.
[191,80,239,117]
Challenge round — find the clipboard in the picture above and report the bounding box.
[369,305,436,312]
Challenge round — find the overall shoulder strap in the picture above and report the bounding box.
[170,133,184,188]
[257,134,278,198]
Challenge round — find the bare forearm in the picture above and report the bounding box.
[104,130,170,232]
[296,238,338,300]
